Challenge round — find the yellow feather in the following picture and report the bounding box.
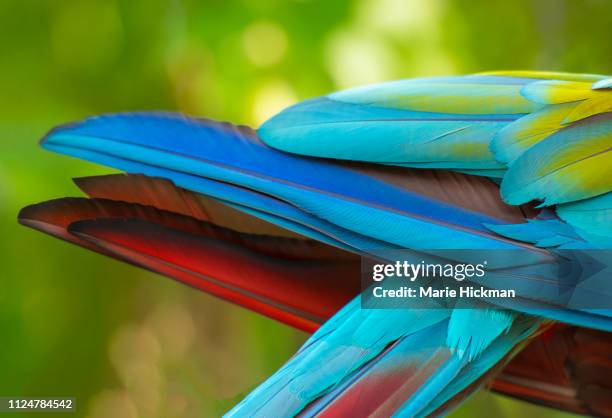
[564,96,612,123]
[478,70,608,83]
[492,103,575,163]
[535,81,593,104]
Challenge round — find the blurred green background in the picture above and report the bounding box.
[1,0,610,417]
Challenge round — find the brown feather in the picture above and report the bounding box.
[492,324,612,417]
[74,174,302,237]
[341,162,539,221]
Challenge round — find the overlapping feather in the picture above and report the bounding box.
[20,71,612,417]
[259,71,612,239]
[38,111,612,326]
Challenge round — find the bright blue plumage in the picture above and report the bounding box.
[42,112,612,324]
[31,72,612,417]
[259,98,514,173]
[42,113,528,252]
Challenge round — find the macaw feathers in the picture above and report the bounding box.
[19,70,612,418]
[446,308,515,361]
[493,78,612,166]
[19,175,360,332]
[258,97,511,172]
[490,102,576,164]
[493,324,612,417]
[501,113,612,206]
[521,80,612,123]
[259,79,527,175]
[593,77,612,90]
[227,301,541,417]
[557,192,612,239]
[38,112,612,324]
[260,71,612,230]
[41,113,535,252]
[329,76,540,114]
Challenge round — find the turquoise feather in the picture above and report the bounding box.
[557,192,612,238]
[485,219,584,248]
[329,76,541,114]
[446,308,514,361]
[259,97,511,170]
[500,113,612,205]
[593,77,612,89]
[490,102,575,164]
[226,298,539,418]
[416,316,539,417]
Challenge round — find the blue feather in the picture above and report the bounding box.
[485,219,584,247]
[226,299,449,417]
[42,113,612,329]
[593,77,612,89]
[501,113,612,205]
[42,113,530,251]
[557,192,612,238]
[416,316,540,417]
[446,308,514,361]
[226,297,540,417]
[259,97,513,170]
[43,143,386,253]
[34,107,612,417]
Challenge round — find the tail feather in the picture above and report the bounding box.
[226,300,541,418]
[74,174,300,237]
[19,194,611,416]
[21,109,612,417]
[40,113,541,252]
[493,324,612,417]
[19,196,360,332]
[70,217,358,326]
[298,322,454,417]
